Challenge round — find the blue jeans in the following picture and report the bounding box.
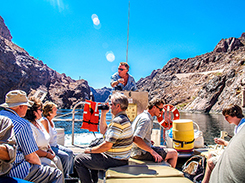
[51,144,74,177]
[75,153,128,183]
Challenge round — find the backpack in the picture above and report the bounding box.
[182,155,206,183]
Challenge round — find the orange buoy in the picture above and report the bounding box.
[157,104,180,130]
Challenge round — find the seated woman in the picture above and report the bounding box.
[24,97,63,173]
[41,101,74,178]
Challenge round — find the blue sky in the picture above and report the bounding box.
[1,0,245,89]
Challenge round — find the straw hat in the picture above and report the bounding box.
[0,90,34,108]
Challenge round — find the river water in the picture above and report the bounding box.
[55,109,234,146]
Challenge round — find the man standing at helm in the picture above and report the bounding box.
[110,62,137,91]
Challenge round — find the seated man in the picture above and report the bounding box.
[202,104,245,183]
[75,92,133,183]
[110,62,137,91]
[0,90,63,183]
[0,115,16,176]
[131,98,178,168]
[209,107,245,182]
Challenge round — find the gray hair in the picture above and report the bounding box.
[111,92,128,110]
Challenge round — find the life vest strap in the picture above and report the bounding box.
[83,120,99,125]
[173,139,195,148]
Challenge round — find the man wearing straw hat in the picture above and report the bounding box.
[0,90,63,183]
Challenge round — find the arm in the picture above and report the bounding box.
[84,141,113,154]
[133,136,163,162]
[25,152,41,165]
[0,145,10,161]
[129,76,137,91]
[35,149,55,160]
[0,116,16,162]
[99,110,109,135]
[214,138,229,146]
[110,73,124,88]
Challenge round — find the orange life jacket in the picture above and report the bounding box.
[81,100,100,132]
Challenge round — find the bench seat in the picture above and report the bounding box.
[106,177,193,183]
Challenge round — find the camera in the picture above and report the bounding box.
[98,104,109,110]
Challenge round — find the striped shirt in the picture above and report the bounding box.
[0,109,39,179]
[104,111,133,160]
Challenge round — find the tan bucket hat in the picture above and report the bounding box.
[0,90,34,108]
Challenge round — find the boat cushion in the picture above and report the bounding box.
[106,164,183,179]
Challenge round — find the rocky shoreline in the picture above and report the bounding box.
[1,15,245,112]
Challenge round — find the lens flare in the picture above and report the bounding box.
[106,51,115,62]
[91,14,101,29]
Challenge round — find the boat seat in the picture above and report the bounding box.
[128,158,171,166]
[106,177,193,183]
[106,164,184,179]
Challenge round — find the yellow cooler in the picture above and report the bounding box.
[172,119,194,152]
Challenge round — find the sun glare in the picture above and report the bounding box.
[91,14,101,29]
[106,51,115,62]
[48,0,64,12]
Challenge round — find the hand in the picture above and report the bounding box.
[47,151,55,160]
[84,148,91,154]
[118,78,124,84]
[214,138,225,145]
[151,150,163,163]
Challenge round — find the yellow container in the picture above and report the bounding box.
[172,119,194,152]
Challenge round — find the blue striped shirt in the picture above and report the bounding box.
[0,109,39,179]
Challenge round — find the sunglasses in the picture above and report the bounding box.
[118,68,126,71]
[155,105,163,112]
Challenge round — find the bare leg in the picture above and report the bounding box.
[165,149,178,168]
[202,153,215,183]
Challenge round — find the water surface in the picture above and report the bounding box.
[55,109,234,145]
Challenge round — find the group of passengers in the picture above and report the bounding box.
[0,89,177,183]
[1,62,245,183]
[0,90,73,183]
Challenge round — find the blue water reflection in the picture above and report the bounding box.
[55,109,234,145]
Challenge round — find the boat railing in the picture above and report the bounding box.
[53,101,111,145]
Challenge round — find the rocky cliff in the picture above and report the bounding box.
[90,87,112,102]
[0,16,91,108]
[137,33,245,113]
[1,15,245,112]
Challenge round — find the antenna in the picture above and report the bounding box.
[126,1,130,63]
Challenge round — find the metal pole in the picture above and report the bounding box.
[71,101,87,145]
[126,1,130,63]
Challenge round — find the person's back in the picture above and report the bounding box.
[210,124,245,182]
[0,115,16,176]
[131,98,178,167]
[0,108,37,179]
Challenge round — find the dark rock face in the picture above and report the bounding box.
[0,16,91,109]
[214,37,243,53]
[1,15,245,113]
[137,33,245,113]
[90,87,112,102]
[0,16,12,41]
